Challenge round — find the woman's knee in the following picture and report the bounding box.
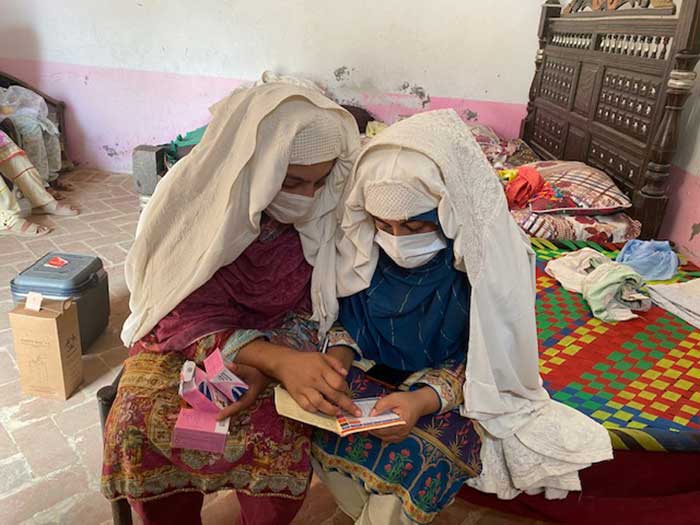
[312,458,368,520]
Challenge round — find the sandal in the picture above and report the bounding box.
[50,179,74,192]
[47,188,66,201]
[0,218,51,237]
[33,201,79,217]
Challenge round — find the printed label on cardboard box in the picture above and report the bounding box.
[9,300,83,400]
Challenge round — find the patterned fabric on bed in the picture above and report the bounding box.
[528,161,633,215]
[503,138,540,168]
[467,124,539,169]
[533,239,700,453]
[512,208,641,242]
[467,123,640,242]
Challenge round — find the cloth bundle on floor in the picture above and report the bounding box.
[0,86,61,184]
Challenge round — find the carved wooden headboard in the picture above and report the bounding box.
[521,0,700,238]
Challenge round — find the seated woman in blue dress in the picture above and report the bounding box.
[312,110,612,525]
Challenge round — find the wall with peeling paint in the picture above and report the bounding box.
[0,0,541,170]
[0,0,540,105]
[660,62,700,265]
[0,0,698,263]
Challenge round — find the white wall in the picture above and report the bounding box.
[674,63,700,175]
[0,0,542,105]
[1,0,696,173]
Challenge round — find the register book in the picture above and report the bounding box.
[274,385,405,437]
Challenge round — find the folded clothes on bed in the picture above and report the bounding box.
[545,248,650,322]
[544,248,608,293]
[648,279,700,330]
[582,262,651,322]
[616,239,679,281]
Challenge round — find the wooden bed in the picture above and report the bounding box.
[520,0,700,239]
[456,2,700,523]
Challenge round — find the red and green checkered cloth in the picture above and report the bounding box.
[532,239,700,452]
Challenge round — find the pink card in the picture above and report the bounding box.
[203,350,249,402]
[179,361,230,413]
[172,408,229,454]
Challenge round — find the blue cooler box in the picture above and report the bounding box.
[11,253,110,352]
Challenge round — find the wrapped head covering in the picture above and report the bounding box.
[337,110,550,433]
[338,147,470,371]
[122,83,360,346]
[288,111,343,165]
[362,147,441,219]
[336,110,611,499]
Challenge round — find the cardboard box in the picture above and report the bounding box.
[9,299,83,400]
[172,408,230,454]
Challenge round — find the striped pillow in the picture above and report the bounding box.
[527,161,632,216]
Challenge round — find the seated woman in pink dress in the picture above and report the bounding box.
[101,83,361,525]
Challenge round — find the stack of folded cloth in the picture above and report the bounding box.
[545,248,650,322]
[647,279,700,330]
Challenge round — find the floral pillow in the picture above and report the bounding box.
[467,123,539,169]
[526,161,632,215]
[511,208,641,243]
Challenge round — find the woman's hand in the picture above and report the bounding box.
[216,362,272,421]
[275,351,361,417]
[327,345,355,373]
[235,339,361,418]
[369,387,440,443]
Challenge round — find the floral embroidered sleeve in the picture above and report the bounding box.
[326,324,365,360]
[221,314,323,363]
[408,358,466,415]
[220,329,267,363]
[327,324,465,415]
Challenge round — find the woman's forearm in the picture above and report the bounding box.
[236,339,295,380]
[414,386,441,417]
[327,345,355,371]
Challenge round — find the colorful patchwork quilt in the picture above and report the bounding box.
[533,239,700,452]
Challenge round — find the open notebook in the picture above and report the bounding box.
[274,385,405,436]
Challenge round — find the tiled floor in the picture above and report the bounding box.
[0,170,137,525]
[0,170,544,524]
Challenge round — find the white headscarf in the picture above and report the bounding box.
[337,109,611,499]
[122,83,360,346]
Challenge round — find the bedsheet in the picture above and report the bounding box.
[533,239,700,452]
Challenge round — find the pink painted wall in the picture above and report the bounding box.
[0,58,246,172]
[363,95,525,140]
[1,57,696,266]
[0,58,526,173]
[660,166,700,264]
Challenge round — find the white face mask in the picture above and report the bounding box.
[374,229,448,269]
[266,190,315,224]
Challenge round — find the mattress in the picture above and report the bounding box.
[533,239,700,452]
